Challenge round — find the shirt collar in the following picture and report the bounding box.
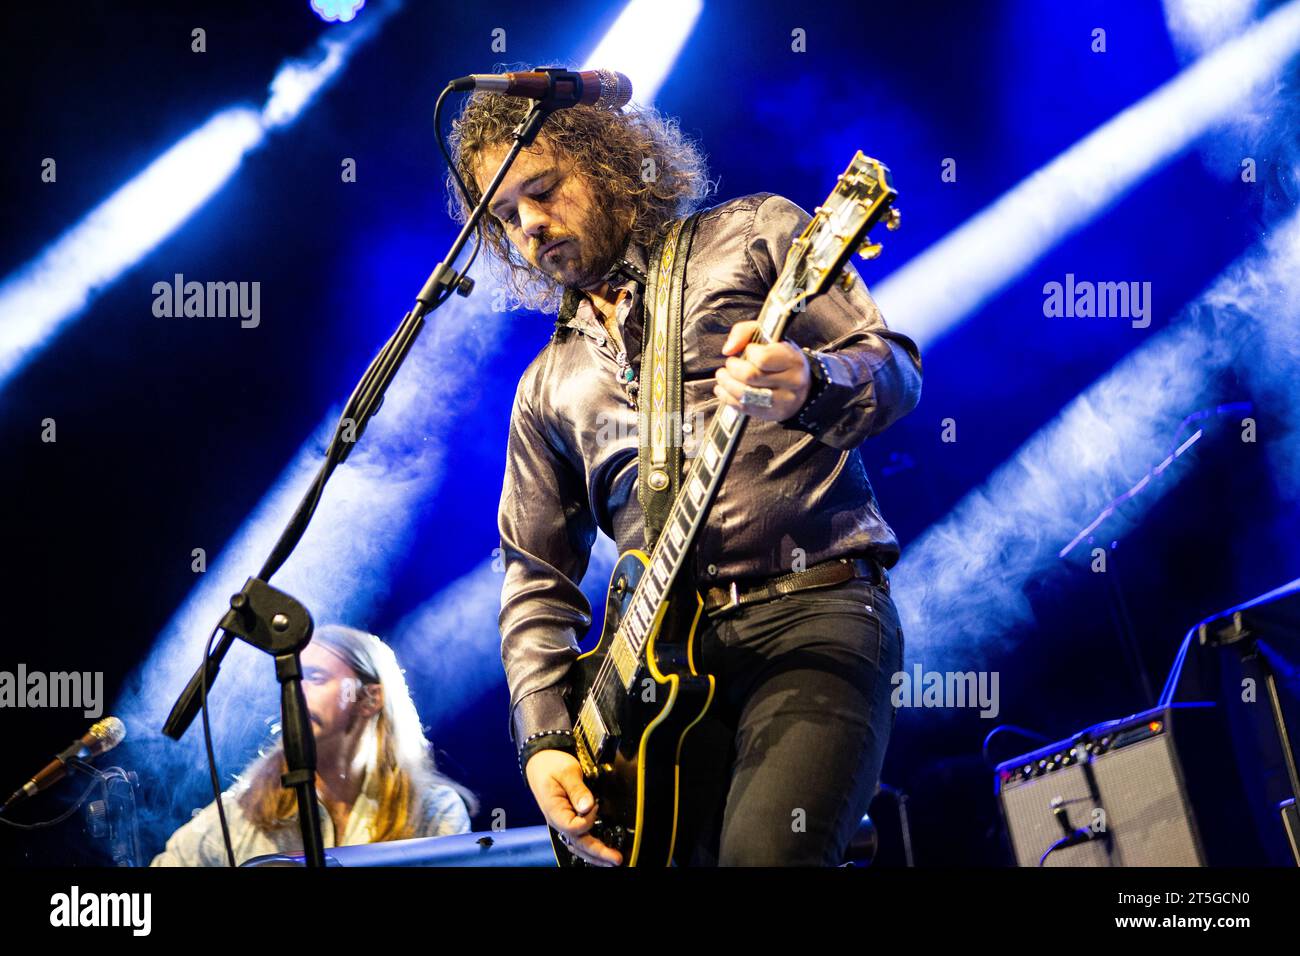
[605,236,649,289]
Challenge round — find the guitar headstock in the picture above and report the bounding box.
[760,152,899,341]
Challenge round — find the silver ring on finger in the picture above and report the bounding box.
[739,385,774,409]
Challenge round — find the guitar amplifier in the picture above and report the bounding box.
[996,704,1267,866]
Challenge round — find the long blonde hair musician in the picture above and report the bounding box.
[237,624,477,841]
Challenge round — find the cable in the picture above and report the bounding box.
[982,724,1054,769]
[0,776,100,830]
[1158,623,1199,708]
[434,83,485,282]
[1039,831,1092,866]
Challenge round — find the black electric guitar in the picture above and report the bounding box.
[552,152,900,866]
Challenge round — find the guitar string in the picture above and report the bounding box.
[578,324,763,750]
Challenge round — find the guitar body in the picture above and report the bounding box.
[549,550,715,867]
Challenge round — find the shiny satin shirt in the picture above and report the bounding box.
[499,192,923,743]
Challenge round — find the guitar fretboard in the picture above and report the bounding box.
[610,284,802,678]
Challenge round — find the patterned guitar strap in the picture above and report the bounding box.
[638,212,700,552]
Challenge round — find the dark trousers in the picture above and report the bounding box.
[673,575,904,866]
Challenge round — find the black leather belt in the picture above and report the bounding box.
[702,556,888,617]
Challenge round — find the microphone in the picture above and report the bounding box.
[1,716,126,813]
[449,68,632,111]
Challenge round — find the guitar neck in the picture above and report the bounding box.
[618,290,799,660]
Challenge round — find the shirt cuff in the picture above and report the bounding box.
[780,347,834,435]
[510,687,573,745]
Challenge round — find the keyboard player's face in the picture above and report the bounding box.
[301,643,382,759]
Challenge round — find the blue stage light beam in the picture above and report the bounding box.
[0,109,259,383]
[0,1,398,387]
[1163,0,1300,201]
[581,0,702,107]
[1163,0,1260,56]
[871,0,1300,349]
[888,200,1300,682]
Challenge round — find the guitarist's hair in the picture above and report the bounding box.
[234,625,477,841]
[446,60,717,313]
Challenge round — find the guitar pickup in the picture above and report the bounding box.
[611,636,639,689]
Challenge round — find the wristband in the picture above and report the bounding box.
[781,347,831,431]
[517,729,577,777]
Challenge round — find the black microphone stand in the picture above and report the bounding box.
[160,73,580,867]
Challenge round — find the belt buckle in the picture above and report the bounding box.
[714,580,741,615]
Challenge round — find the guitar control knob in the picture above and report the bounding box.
[607,825,628,849]
[885,207,902,231]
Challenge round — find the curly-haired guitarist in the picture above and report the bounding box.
[448,81,921,866]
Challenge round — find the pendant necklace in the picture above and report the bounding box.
[605,300,638,408]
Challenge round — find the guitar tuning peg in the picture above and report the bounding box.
[858,241,883,260]
[886,207,902,231]
[837,271,857,292]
